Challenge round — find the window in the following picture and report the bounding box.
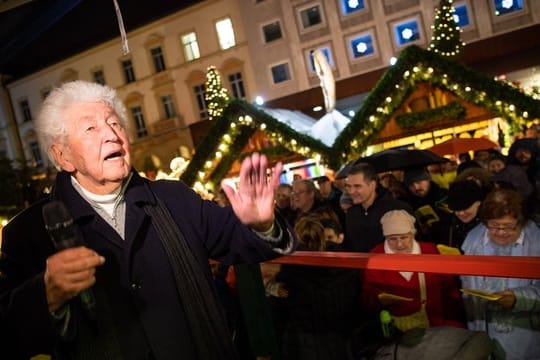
[340,0,365,16]
[299,5,323,29]
[262,21,283,43]
[308,47,334,72]
[228,72,246,99]
[122,59,136,83]
[19,99,32,122]
[453,3,470,27]
[131,106,148,138]
[92,69,106,85]
[216,18,236,50]
[41,88,51,100]
[493,0,523,16]
[30,141,43,167]
[393,19,421,47]
[193,84,209,120]
[271,63,291,84]
[161,95,176,119]
[181,32,200,61]
[151,46,166,73]
[349,34,375,59]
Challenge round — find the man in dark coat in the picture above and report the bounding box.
[0,81,295,360]
[400,167,452,244]
[343,163,412,253]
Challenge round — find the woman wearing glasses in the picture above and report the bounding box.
[461,188,540,359]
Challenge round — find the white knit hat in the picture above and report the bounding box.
[380,210,416,236]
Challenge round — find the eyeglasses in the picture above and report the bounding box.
[486,222,519,233]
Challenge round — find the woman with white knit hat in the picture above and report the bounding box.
[362,210,465,332]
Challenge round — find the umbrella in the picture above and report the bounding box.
[354,149,447,173]
[428,137,498,156]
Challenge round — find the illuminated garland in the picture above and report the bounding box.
[396,101,465,128]
[182,45,539,187]
[333,45,539,164]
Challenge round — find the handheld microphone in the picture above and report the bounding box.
[42,201,96,319]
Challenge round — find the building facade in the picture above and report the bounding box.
[1,0,539,172]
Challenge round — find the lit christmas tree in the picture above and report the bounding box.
[428,0,465,58]
[205,66,230,121]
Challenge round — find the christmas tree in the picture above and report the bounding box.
[428,0,465,58]
[205,66,230,121]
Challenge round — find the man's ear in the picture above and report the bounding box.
[50,143,75,172]
[337,233,344,244]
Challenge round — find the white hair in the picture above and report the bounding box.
[35,80,127,169]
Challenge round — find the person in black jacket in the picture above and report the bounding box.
[344,163,412,252]
[0,81,295,360]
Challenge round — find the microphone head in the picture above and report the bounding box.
[42,201,73,230]
[42,201,79,249]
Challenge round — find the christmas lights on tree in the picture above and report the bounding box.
[205,65,230,121]
[428,0,465,57]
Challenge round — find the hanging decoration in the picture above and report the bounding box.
[112,0,130,55]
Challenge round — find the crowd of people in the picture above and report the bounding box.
[0,79,538,359]
[245,130,539,359]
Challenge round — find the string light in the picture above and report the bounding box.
[428,0,464,57]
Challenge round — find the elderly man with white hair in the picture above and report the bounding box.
[0,80,295,360]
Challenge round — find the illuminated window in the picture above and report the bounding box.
[151,47,166,73]
[349,34,375,58]
[340,0,365,15]
[131,106,148,138]
[299,5,322,29]
[216,18,236,50]
[181,32,200,61]
[271,63,291,84]
[193,84,209,120]
[393,20,420,46]
[453,4,470,27]
[262,21,283,43]
[493,0,523,16]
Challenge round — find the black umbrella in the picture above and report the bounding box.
[354,149,447,173]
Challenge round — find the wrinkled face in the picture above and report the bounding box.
[275,186,292,209]
[488,159,505,174]
[385,233,414,254]
[408,179,431,197]
[291,182,314,212]
[515,148,532,165]
[486,215,521,246]
[345,173,377,207]
[454,201,481,224]
[52,102,131,195]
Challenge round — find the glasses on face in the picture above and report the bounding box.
[486,222,519,233]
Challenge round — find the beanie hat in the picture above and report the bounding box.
[380,210,416,236]
[403,168,431,187]
[447,180,484,211]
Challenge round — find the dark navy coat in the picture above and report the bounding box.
[0,170,293,359]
